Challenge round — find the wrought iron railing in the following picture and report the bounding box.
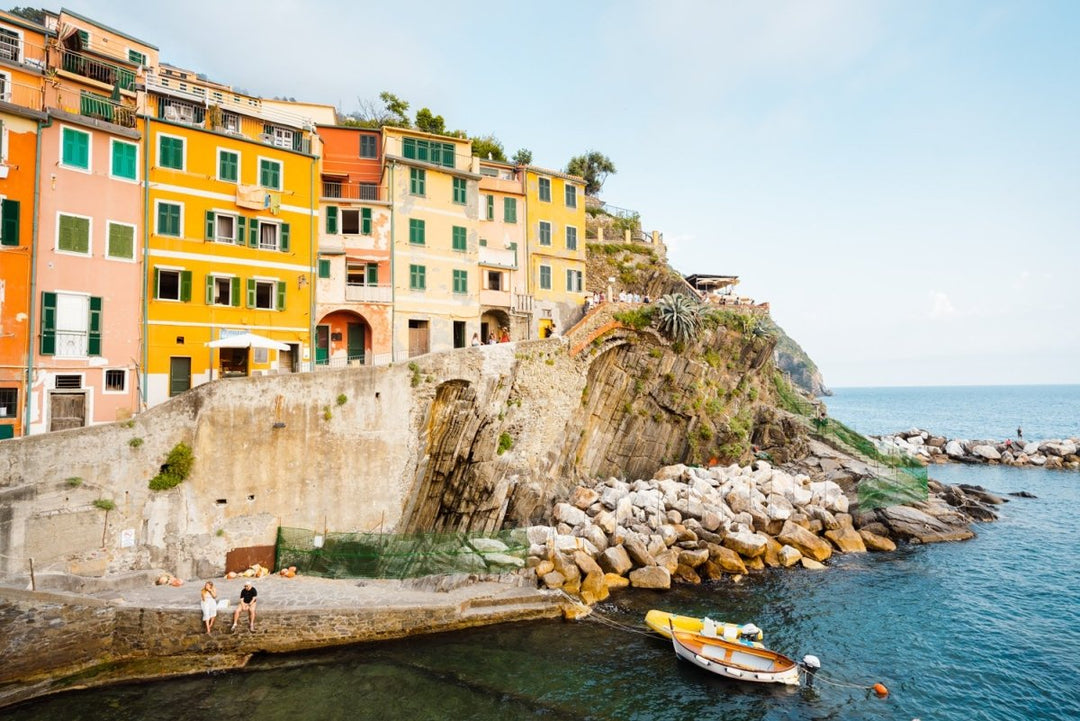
[60,49,135,92]
[321,180,379,201]
[80,91,136,128]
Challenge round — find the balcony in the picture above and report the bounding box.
[80,91,136,128]
[60,49,136,92]
[480,288,511,308]
[157,96,205,126]
[345,284,392,303]
[0,78,43,112]
[479,245,517,269]
[322,180,379,201]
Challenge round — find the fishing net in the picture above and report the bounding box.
[274,527,530,579]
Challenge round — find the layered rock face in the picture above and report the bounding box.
[525,459,1001,601]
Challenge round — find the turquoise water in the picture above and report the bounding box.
[8,389,1080,720]
[824,384,1080,440]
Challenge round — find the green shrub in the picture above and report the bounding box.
[497,432,513,455]
[128,437,143,448]
[655,294,703,345]
[336,393,348,406]
[613,306,655,330]
[408,362,421,387]
[148,442,194,491]
[66,477,83,487]
[92,498,116,512]
[323,406,333,421]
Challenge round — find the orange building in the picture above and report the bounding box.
[314,124,392,366]
[0,10,48,438]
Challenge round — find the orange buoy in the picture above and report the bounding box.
[872,683,889,697]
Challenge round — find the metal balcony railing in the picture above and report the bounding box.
[322,180,379,201]
[0,78,43,111]
[60,49,136,92]
[54,330,88,358]
[80,91,136,128]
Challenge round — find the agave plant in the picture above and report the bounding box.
[654,293,704,345]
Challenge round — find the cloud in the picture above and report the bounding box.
[928,291,957,319]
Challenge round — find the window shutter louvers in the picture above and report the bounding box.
[87,297,102,355]
[247,279,256,307]
[236,216,246,245]
[249,219,259,247]
[205,274,214,304]
[231,277,241,306]
[276,281,286,311]
[205,211,214,241]
[180,270,192,302]
[40,291,57,355]
[280,223,290,252]
[326,206,338,234]
[0,199,19,246]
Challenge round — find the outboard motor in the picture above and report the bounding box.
[801,655,821,688]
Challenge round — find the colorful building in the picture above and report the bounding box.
[142,63,319,407]
[382,127,482,358]
[22,10,152,433]
[0,10,48,438]
[314,124,392,367]
[477,159,529,342]
[523,166,587,337]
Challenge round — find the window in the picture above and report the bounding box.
[247,220,289,251]
[104,369,127,392]
[158,135,184,170]
[219,112,240,134]
[453,177,467,204]
[360,134,377,158]
[409,167,425,195]
[402,137,454,168]
[565,183,577,208]
[39,292,102,357]
[57,214,91,255]
[271,126,293,149]
[452,225,466,252]
[348,263,379,285]
[318,258,331,279]
[156,202,182,237]
[0,70,8,104]
[154,268,192,302]
[111,140,137,180]
[409,218,425,245]
[259,158,282,190]
[566,269,583,293]
[566,226,578,251]
[409,264,426,291]
[486,194,494,221]
[538,177,551,202]
[503,197,516,223]
[1,198,21,247]
[61,126,90,170]
[128,49,146,66]
[452,269,467,294]
[539,265,552,290]
[341,209,360,235]
[486,270,503,291]
[106,221,135,260]
[218,149,239,182]
[359,183,378,200]
[205,211,240,244]
[248,279,285,310]
[0,387,16,418]
[539,221,551,246]
[360,207,372,235]
[0,27,21,64]
[366,263,378,285]
[207,275,239,306]
[325,206,337,234]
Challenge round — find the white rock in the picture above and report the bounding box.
[470,537,509,553]
[631,488,664,511]
[600,485,629,510]
[526,526,556,546]
[765,493,794,521]
[615,495,634,524]
[971,444,1002,461]
[483,552,525,568]
[594,509,617,535]
[554,502,587,526]
[945,440,965,458]
[1023,442,1041,455]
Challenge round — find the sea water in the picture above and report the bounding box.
[8,387,1080,721]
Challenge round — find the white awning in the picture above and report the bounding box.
[206,332,289,351]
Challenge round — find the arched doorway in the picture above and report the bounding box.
[315,309,372,368]
[480,308,511,343]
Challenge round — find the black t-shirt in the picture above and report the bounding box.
[240,586,257,603]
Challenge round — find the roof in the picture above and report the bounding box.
[60,7,159,50]
[685,274,739,287]
[381,125,470,145]
[524,165,585,185]
[0,9,51,35]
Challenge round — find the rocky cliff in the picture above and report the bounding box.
[760,317,831,397]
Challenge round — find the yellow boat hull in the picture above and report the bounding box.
[645,610,764,647]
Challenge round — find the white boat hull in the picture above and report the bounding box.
[671,632,801,686]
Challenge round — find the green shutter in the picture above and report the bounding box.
[247,278,256,307]
[40,291,57,355]
[205,274,214,304]
[0,199,19,246]
[292,132,303,152]
[486,194,494,221]
[249,219,259,247]
[205,210,215,241]
[280,223,290,252]
[87,297,102,355]
[452,226,466,251]
[276,281,286,311]
[108,223,133,259]
[231,277,241,306]
[361,207,372,235]
[367,263,378,285]
[180,270,192,302]
[236,216,246,245]
[318,258,331,278]
[153,268,160,298]
[326,206,338,234]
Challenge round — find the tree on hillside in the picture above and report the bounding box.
[566,151,616,196]
[349,91,411,129]
[414,107,446,135]
[9,6,44,23]
[471,134,506,161]
[511,148,533,166]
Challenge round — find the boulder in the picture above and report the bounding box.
[777,520,833,562]
[569,486,601,510]
[744,556,766,571]
[778,545,802,567]
[552,553,581,586]
[763,536,783,567]
[579,523,609,553]
[653,464,689,481]
[800,557,827,570]
[603,573,630,589]
[708,544,748,574]
[971,444,1001,461]
[593,510,617,535]
[699,560,725,581]
[824,526,867,553]
[541,570,565,589]
[654,549,680,574]
[526,525,556,546]
[534,559,555,578]
[623,534,657,567]
[765,494,795,521]
[553,503,587,527]
[598,545,633,575]
[658,524,680,547]
[629,566,671,589]
[631,488,664,511]
[677,548,710,568]
[674,564,702,584]
[858,529,897,552]
[722,529,768,558]
[945,440,965,458]
[484,553,526,568]
[470,537,509,553]
[573,550,603,577]
[877,505,975,543]
[580,570,609,604]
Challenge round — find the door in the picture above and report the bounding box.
[347,323,365,365]
[453,321,466,349]
[315,324,330,366]
[49,392,86,431]
[169,357,191,396]
[408,320,429,357]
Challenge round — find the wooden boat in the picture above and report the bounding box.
[670,628,801,686]
[645,609,764,647]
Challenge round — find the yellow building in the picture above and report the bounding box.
[143,64,318,406]
[523,166,587,336]
[382,127,481,358]
[477,159,529,341]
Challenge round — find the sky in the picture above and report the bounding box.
[50,0,1080,388]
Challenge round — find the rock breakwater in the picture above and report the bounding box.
[874,429,1080,470]
[525,458,1002,603]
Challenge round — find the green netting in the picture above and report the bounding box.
[274,527,530,579]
